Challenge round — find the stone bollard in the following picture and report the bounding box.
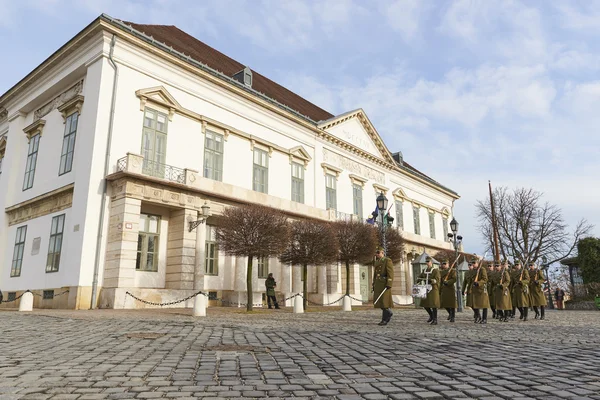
[193,294,207,317]
[342,295,352,311]
[19,291,34,312]
[293,294,304,314]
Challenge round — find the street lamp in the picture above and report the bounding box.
[376,192,392,254]
[188,202,211,232]
[447,217,464,312]
[542,256,555,310]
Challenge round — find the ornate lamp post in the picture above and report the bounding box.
[376,192,392,254]
[447,217,464,312]
[542,256,555,310]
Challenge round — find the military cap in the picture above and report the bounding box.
[501,259,509,264]
[425,256,432,262]
[528,261,535,266]
[514,259,521,265]
[376,246,385,252]
[469,256,478,263]
[494,261,500,266]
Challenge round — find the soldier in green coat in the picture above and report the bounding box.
[439,259,458,323]
[462,262,477,321]
[511,261,530,321]
[417,256,441,325]
[373,246,394,326]
[528,262,548,320]
[488,261,498,319]
[265,273,280,309]
[494,260,512,322]
[471,257,490,324]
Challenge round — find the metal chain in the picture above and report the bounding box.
[346,294,369,303]
[125,290,207,307]
[30,290,71,299]
[0,290,30,303]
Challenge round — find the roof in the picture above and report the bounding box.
[121,22,334,123]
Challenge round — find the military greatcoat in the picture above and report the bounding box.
[529,268,548,307]
[373,256,394,309]
[488,270,497,307]
[471,266,490,309]
[511,268,530,307]
[494,269,512,310]
[440,268,458,308]
[265,277,277,297]
[418,267,440,308]
[463,269,474,308]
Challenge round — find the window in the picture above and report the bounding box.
[11,226,27,277]
[203,130,223,181]
[325,174,337,210]
[353,184,363,219]
[395,200,404,230]
[46,215,65,273]
[7,292,16,302]
[413,206,421,235]
[43,290,54,300]
[59,112,78,175]
[291,162,304,203]
[253,148,268,193]
[205,225,218,275]
[23,134,40,190]
[141,108,168,178]
[257,257,269,279]
[443,217,449,241]
[429,211,436,239]
[136,214,160,272]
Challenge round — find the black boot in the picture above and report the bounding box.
[523,307,528,321]
[511,307,516,318]
[450,308,456,323]
[379,309,387,325]
[534,306,539,319]
[497,310,503,321]
[430,308,438,325]
[519,307,524,320]
[386,308,393,323]
[540,306,545,320]
[479,309,488,324]
[446,308,452,320]
[425,308,433,323]
[492,308,496,319]
[474,309,481,323]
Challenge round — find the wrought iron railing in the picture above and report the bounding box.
[142,159,185,184]
[328,209,357,222]
[116,156,127,172]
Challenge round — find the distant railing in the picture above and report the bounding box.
[116,155,186,184]
[328,209,358,222]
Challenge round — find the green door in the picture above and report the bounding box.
[360,266,369,302]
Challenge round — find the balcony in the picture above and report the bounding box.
[116,153,197,186]
[328,209,359,222]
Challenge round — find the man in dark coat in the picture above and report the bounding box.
[265,273,280,309]
[373,246,394,325]
[555,288,565,310]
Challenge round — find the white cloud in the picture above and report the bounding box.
[381,0,430,42]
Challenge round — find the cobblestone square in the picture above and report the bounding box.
[0,308,598,399]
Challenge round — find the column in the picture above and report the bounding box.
[232,255,247,306]
[166,208,197,290]
[317,265,327,298]
[292,265,302,293]
[103,197,141,288]
[327,264,339,294]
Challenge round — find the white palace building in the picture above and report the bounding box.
[0,15,459,309]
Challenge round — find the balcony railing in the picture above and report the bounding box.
[116,153,196,186]
[328,209,359,222]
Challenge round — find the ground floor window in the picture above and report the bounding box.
[136,214,160,272]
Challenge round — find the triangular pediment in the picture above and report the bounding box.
[289,145,311,161]
[135,86,182,119]
[318,109,395,164]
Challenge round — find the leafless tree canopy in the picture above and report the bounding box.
[476,187,593,265]
[433,249,470,265]
[216,204,290,259]
[376,226,405,262]
[279,220,338,267]
[332,220,377,266]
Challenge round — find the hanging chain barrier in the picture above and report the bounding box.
[0,290,30,304]
[31,290,71,299]
[0,289,71,304]
[125,290,207,307]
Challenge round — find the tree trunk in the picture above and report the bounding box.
[303,263,308,311]
[246,256,253,312]
[345,260,350,296]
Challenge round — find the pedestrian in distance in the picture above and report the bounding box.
[265,273,280,309]
[373,246,394,326]
[555,288,565,310]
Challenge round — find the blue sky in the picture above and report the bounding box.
[1,0,599,255]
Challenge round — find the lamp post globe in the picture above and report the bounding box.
[376,192,388,212]
[450,217,458,234]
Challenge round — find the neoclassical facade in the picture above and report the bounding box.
[0,15,459,309]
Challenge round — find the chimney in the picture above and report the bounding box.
[232,66,253,88]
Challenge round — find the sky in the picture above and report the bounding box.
[1,0,599,255]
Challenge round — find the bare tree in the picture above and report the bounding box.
[433,249,472,265]
[332,220,377,296]
[375,226,405,263]
[476,187,593,265]
[216,204,290,311]
[279,220,338,310]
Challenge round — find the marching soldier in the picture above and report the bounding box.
[511,260,530,320]
[488,261,499,319]
[528,262,548,320]
[495,260,512,322]
[462,260,478,321]
[417,256,441,325]
[509,262,518,318]
[373,246,394,326]
[471,257,490,324]
[439,259,458,323]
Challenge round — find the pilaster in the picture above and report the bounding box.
[166,208,196,289]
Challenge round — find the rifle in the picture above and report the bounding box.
[473,251,489,287]
[444,254,462,282]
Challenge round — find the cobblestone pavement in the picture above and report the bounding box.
[0,307,599,400]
